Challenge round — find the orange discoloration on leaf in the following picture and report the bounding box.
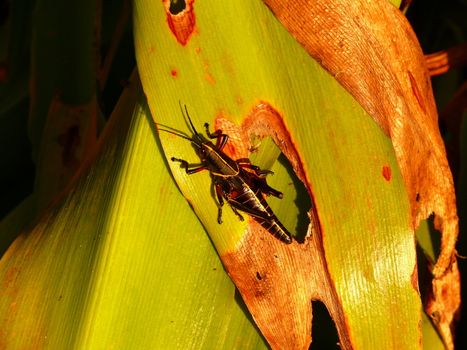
[243,104,309,188]
[163,0,196,46]
[382,165,392,181]
[408,70,426,114]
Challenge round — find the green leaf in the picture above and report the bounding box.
[0,74,267,349]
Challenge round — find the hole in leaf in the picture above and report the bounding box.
[416,215,441,262]
[416,215,441,308]
[277,153,311,243]
[416,243,432,307]
[169,0,186,15]
[310,300,340,349]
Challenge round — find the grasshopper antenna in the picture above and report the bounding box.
[155,120,192,141]
[179,101,200,136]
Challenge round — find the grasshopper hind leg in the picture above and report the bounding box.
[230,206,245,221]
[215,183,244,223]
[215,184,224,224]
[260,183,283,199]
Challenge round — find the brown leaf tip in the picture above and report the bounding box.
[163,0,196,46]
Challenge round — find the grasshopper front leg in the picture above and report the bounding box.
[204,123,229,150]
[171,157,206,174]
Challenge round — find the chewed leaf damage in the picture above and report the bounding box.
[163,0,196,46]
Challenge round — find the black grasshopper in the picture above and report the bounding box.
[161,104,293,244]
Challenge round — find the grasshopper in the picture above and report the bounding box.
[161,104,292,244]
